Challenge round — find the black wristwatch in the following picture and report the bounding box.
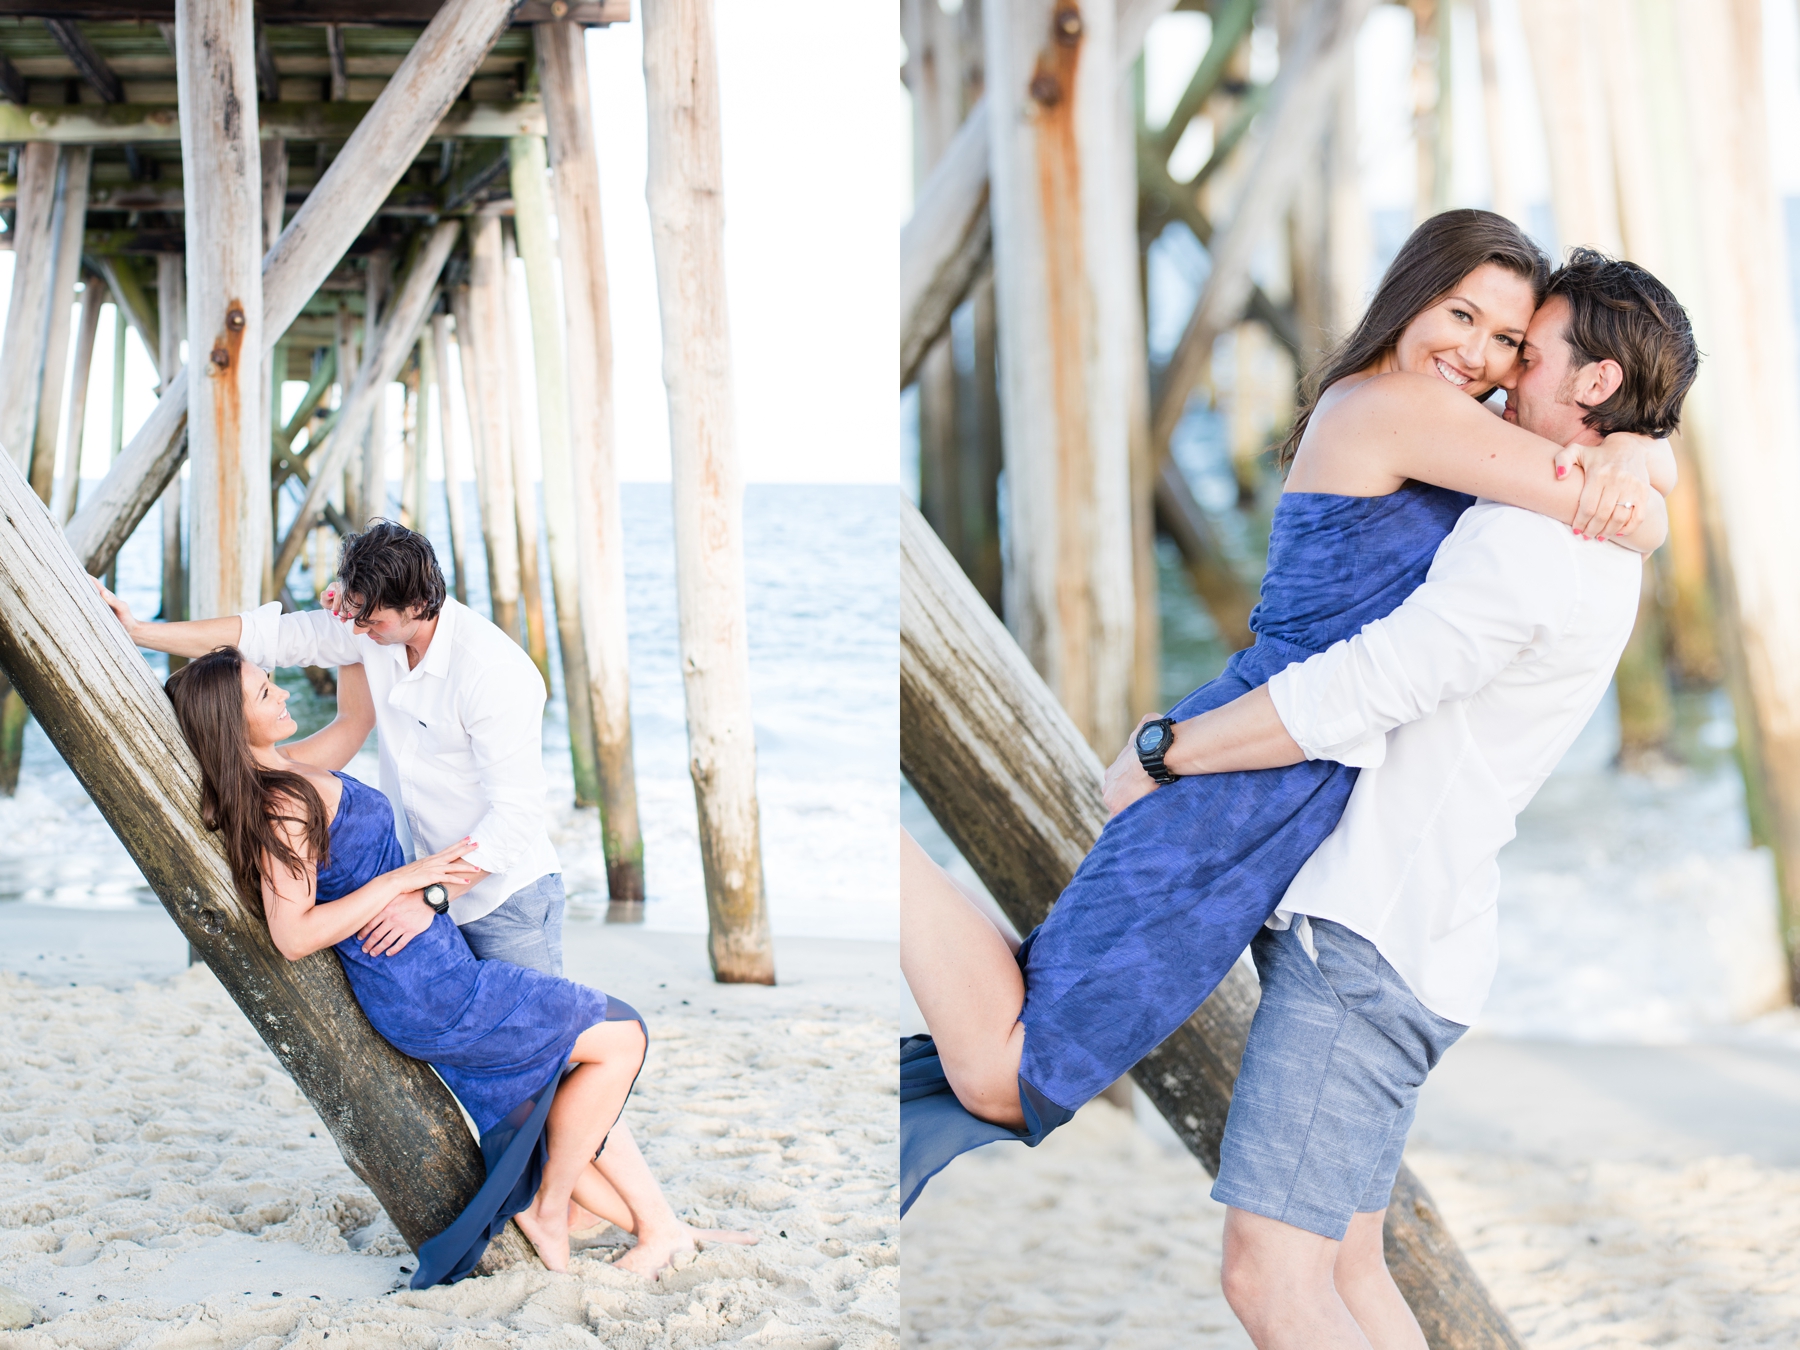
[423,883,450,915]
[1135,716,1180,785]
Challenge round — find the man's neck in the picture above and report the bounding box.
[405,613,440,670]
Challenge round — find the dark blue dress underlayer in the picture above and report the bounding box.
[313,771,618,1285]
[900,482,1474,1216]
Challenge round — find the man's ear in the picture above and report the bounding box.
[1581,358,1624,408]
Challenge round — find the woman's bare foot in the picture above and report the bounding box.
[611,1223,757,1277]
[514,1199,572,1273]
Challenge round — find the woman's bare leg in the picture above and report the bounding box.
[512,1019,646,1272]
[571,1162,634,1233]
[900,829,1026,1129]
[582,1121,753,1275]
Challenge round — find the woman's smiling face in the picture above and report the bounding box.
[1389,262,1536,397]
[239,661,297,750]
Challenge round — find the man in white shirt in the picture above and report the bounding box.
[1102,251,1699,1348]
[103,521,566,974]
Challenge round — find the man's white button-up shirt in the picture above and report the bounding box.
[1265,502,1644,1025]
[236,597,559,925]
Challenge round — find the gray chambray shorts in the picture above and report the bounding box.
[1209,917,1468,1240]
[459,872,566,976]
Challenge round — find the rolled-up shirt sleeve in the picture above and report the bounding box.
[235,602,364,670]
[456,664,549,879]
[1267,508,1582,767]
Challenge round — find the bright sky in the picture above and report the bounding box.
[1,3,896,490]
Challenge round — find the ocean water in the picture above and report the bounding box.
[0,482,899,943]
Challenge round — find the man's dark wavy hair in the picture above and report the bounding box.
[335,519,447,623]
[1545,247,1699,437]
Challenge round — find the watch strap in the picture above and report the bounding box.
[1137,717,1180,785]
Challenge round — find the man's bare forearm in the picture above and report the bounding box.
[127,614,245,658]
[1164,686,1306,775]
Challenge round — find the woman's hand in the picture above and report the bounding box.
[394,838,483,892]
[93,578,144,644]
[1552,432,1658,540]
[1101,717,1159,818]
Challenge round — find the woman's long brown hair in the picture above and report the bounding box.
[165,647,330,916]
[1279,208,1550,468]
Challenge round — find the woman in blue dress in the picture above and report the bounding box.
[164,646,755,1281]
[901,209,1677,1211]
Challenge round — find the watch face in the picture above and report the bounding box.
[1137,724,1165,752]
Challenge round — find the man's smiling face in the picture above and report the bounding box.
[1503,295,1601,446]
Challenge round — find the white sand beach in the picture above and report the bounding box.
[0,907,898,1349]
[903,1034,1800,1348]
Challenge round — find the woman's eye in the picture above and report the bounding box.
[1451,308,1472,322]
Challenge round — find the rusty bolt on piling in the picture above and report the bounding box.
[210,345,230,368]
[225,306,245,331]
[1054,7,1083,43]
[1030,72,1063,106]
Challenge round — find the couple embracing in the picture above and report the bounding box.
[101,522,752,1285]
[903,209,1699,1346]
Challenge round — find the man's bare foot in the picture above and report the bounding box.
[514,1200,572,1273]
[611,1224,756,1277]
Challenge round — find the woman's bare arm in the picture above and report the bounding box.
[1306,373,1667,551]
[262,811,480,961]
[281,664,375,771]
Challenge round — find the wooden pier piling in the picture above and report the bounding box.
[643,0,773,980]
[428,313,472,606]
[536,18,646,906]
[175,0,267,621]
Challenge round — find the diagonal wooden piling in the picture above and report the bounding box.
[0,444,536,1274]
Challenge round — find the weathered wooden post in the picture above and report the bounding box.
[362,250,394,526]
[336,300,361,527]
[29,147,92,505]
[1647,0,1800,995]
[400,357,421,530]
[508,130,601,809]
[0,445,535,1274]
[499,223,552,687]
[155,255,187,642]
[52,275,108,527]
[0,141,53,792]
[452,231,524,643]
[428,313,471,606]
[642,0,775,982]
[904,0,968,573]
[0,142,58,468]
[900,499,1523,1349]
[982,0,1136,755]
[175,0,266,621]
[106,303,127,593]
[1517,0,1623,255]
[262,134,289,597]
[536,19,646,907]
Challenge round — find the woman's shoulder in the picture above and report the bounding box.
[1317,369,1467,427]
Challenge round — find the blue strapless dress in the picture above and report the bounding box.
[315,771,614,1284]
[900,482,1473,1215]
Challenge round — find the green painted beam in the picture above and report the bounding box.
[0,98,543,144]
